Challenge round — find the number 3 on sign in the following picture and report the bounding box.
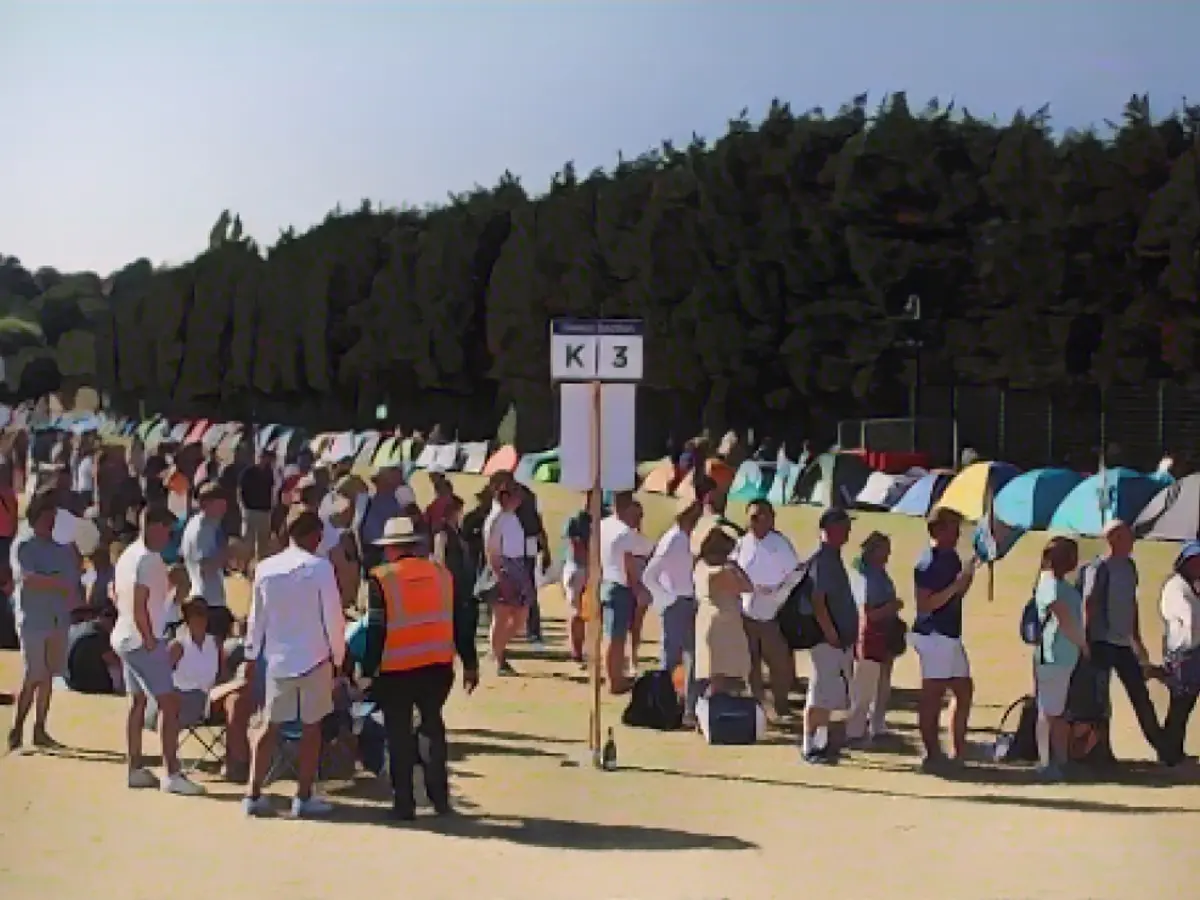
[596,335,642,380]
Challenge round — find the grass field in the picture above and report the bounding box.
[1,472,1197,900]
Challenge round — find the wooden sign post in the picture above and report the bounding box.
[551,318,643,766]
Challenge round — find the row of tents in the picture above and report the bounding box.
[14,410,1200,542]
[655,453,1192,542]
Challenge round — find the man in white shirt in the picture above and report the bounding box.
[643,497,703,722]
[732,499,799,722]
[111,505,205,796]
[242,508,346,819]
[599,493,653,694]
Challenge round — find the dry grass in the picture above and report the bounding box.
[1,472,1196,900]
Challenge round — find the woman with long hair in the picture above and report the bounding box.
[1033,536,1090,780]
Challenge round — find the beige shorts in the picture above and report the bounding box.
[806,643,852,712]
[265,660,334,725]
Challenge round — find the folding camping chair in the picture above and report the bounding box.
[179,716,227,774]
[263,719,308,787]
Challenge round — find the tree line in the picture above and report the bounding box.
[2,93,1198,452]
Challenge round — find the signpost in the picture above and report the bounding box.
[550,318,643,767]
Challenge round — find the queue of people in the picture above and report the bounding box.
[3,421,1197,825]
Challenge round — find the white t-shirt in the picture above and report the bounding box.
[484,507,525,559]
[110,539,173,653]
[599,515,653,586]
[733,530,800,621]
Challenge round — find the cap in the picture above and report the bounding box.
[818,507,852,530]
[373,516,424,546]
[1176,540,1200,570]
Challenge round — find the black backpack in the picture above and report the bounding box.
[621,670,684,731]
[774,555,822,650]
[992,695,1039,763]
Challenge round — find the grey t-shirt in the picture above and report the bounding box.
[1090,556,1138,647]
[12,531,78,632]
[808,543,858,645]
[181,514,226,607]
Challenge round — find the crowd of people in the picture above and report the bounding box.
[2,425,1198,824]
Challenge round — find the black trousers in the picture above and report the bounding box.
[1162,692,1197,766]
[374,665,455,812]
[1090,641,1164,756]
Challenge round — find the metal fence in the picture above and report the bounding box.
[840,382,1200,471]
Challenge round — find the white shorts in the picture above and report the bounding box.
[806,644,852,711]
[1035,664,1073,717]
[562,564,585,613]
[265,661,334,725]
[910,632,971,681]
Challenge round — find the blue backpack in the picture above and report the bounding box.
[1019,596,1049,646]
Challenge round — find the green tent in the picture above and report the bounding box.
[793,453,872,507]
[532,459,561,483]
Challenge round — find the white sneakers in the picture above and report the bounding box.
[128,768,205,795]
[163,772,206,796]
[291,796,333,818]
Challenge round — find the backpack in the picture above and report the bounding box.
[774,554,821,650]
[621,670,684,731]
[992,695,1039,763]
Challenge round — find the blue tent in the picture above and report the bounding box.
[728,460,775,504]
[515,449,559,485]
[993,468,1084,530]
[1049,467,1168,536]
[767,461,800,506]
[891,471,953,517]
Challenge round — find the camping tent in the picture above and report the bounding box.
[767,460,800,506]
[992,468,1083,530]
[184,420,209,445]
[483,445,519,476]
[640,461,676,494]
[532,458,561,483]
[1133,473,1200,541]
[372,436,398,467]
[168,421,189,443]
[793,453,872,507]
[201,423,227,450]
[1049,467,1166,536]
[934,462,1021,520]
[515,449,559,485]
[891,471,954,516]
[728,460,775,504]
[355,432,381,468]
[856,470,923,509]
[675,458,736,502]
[460,442,489,474]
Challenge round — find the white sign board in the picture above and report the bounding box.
[551,319,644,382]
[559,382,637,491]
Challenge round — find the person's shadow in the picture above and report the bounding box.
[329,807,758,851]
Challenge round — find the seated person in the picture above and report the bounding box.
[169,598,223,725]
[65,604,124,695]
[82,544,117,612]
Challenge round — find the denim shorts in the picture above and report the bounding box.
[600,581,635,641]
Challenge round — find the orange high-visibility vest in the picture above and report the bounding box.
[374,558,455,673]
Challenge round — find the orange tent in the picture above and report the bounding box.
[483,445,519,476]
[675,458,736,502]
[640,461,677,494]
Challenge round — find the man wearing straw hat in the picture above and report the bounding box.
[361,516,478,821]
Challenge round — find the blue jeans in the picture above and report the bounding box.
[661,597,699,718]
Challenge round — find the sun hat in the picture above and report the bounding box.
[689,515,740,557]
[373,517,424,547]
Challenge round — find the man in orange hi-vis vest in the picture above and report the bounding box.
[362,516,479,821]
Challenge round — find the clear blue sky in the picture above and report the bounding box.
[2,1,1195,274]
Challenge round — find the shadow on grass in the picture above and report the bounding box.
[617,761,1197,815]
[328,809,759,851]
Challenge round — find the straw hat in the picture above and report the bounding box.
[689,515,740,558]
